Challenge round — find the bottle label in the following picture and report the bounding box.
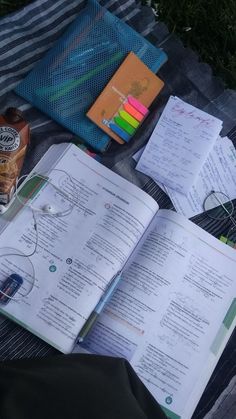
[0,126,20,152]
[0,193,8,204]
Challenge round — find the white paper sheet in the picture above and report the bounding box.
[136,96,222,195]
[133,136,236,219]
[75,209,236,419]
[165,136,236,217]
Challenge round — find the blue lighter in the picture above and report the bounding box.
[0,274,23,304]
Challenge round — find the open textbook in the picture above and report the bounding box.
[74,208,236,419]
[0,144,158,352]
[0,144,235,419]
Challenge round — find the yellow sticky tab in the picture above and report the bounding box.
[119,110,139,129]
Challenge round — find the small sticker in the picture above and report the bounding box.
[165,396,173,405]
[102,119,110,126]
[0,193,8,204]
[0,126,20,152]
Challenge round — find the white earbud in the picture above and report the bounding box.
[42,204,56,214]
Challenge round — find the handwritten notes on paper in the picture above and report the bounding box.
[136,96,223,195]
[164,136,236,218]
[134,136,236,218]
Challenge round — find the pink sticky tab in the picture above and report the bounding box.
[128,96,149,116]
[123,103,144,122]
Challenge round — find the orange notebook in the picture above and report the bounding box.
[86,52,164,144]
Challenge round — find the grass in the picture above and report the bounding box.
[0,0,32,15]
[151,0,236,89]
[0,0,236,89]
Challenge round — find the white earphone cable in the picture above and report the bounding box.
[0,169,79,303]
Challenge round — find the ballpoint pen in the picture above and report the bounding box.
[50,51,123,101]
[36,51,123,100]
[52,42,118,78]
[69,41,111,62]
[77,270,122,343]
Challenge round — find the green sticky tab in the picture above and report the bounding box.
[19,175,46,200]
[219,235,235,247]
[161,406,181,419]
[223,298,236,329]
[114,116,136,135]
[220,235,227,243]
[2,175,47,221]
[119,110,139,128]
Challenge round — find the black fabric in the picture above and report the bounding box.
[0,354,167,419]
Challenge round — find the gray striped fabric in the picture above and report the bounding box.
[0,1,236,417]
[0,0,155,97]
[203,376,236,419]
[0,0,161,361]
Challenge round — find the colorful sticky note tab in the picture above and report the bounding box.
[109,122,131,142]
[123,103,144,122]
[119,110,139,129]
[220,235,236,248]
[128,96,149,116]
[220,235,227,244]
[114,116,136,135]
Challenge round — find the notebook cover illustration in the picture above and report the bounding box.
[86,52,164,143]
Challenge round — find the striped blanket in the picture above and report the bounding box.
[0,1,236,417]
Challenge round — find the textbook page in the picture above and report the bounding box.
[77,209,236,419]
[0,144,158,353]
[136,96,222,195]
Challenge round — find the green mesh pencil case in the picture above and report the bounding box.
[15,0,167,152]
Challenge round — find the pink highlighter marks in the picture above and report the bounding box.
[128,96,149,116]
